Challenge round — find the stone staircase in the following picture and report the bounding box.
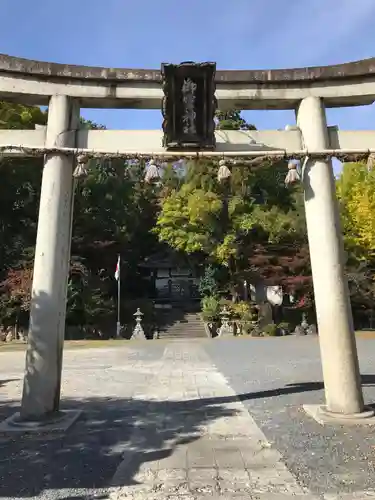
[158,311,207,339]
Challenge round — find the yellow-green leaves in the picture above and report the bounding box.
[155,186,222,255]
[337,162,375,258]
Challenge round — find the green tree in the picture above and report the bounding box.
[155,163,299,299]
[0,101,46,130]
[215,109,256,130]
[337,161,375,260]
[0,102,47,331]
[71,158,160,329]
[336,161,375,327]
[0,102,161,335]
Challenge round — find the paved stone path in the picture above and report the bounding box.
[109,343,312,499]
[0,338,375,499]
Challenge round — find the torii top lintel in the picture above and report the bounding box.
[1,54,375,109]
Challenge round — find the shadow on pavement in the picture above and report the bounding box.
[0,378,19,389]
[1,375,374,497]
[0,395,238,498]
[183,375,375,407]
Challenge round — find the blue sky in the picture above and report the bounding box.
[1,0,375,134]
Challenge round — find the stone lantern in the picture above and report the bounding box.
[217,305,232,337]
[131,308,146,340]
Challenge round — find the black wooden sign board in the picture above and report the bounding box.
[161,61,217,150]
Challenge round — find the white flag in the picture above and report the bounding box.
[114,255,120,281]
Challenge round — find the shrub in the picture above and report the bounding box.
[219,298,234,313]
[263,323,278,337]
[232,301,250,319]
[241,321,254,335]
[277,322,291,335]
[201,296,220,322]
[199,265,219,297]
[232,301,258,335]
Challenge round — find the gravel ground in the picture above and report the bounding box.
[205,337,375,496]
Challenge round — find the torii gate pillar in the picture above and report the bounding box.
[19,95,80,424]
[297,96,373,423]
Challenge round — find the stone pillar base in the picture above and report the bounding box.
[0,409,82,434]
[303,404,375,426]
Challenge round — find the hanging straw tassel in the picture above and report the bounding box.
[367,153,375,171]
[73,154,89,178]
[217,159,231,182]
[144,159,160,183]
[285,160,300,185]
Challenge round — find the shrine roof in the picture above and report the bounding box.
[139,250,192,269]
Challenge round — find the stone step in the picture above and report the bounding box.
[170,318,202,322]
[162,324,203,329]
[160,326,205,332]
[159,337,207,340]
[159,328,206,339]
[160,329,206,335]
[161,330,206,336]
[157,311,206,339]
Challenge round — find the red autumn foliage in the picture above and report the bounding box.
[248,242,312,293]
[0,267,33,310]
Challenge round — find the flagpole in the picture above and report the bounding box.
[116,255,121,338]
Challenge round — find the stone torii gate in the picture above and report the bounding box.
[1,53,375,430]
